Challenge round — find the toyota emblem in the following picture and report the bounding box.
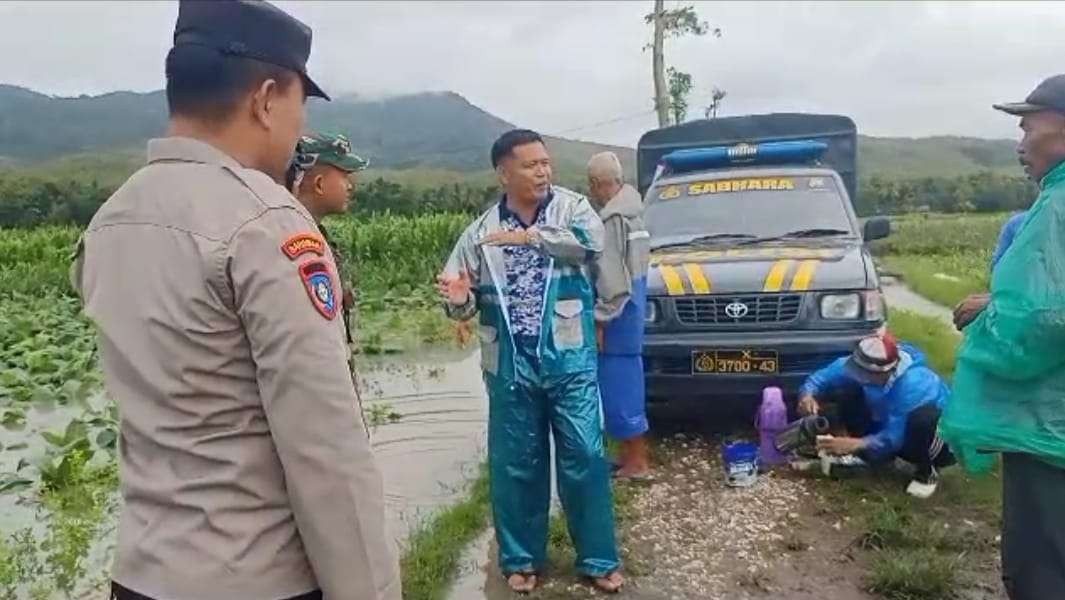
[724,301,749,319]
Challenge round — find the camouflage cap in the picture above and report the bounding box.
[294,132,369,173]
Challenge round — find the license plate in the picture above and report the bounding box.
[692,349,779,375]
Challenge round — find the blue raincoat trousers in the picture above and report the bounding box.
[598,277,649,439]
[443,187,620,578]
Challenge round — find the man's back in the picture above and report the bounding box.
[75,138,399,600]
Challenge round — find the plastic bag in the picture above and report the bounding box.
[940,170,1065,474]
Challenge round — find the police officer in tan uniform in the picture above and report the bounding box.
[70,2,400,599]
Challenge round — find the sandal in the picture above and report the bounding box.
[506,572,538,594]
[589,570,624,593]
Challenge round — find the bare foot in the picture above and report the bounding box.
[506,572,537,593]
[592,571,624,593]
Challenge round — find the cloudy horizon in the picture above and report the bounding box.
[2,1,1060,147]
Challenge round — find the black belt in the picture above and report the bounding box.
[111,582,322,600]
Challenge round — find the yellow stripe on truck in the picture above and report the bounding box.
[763,260,795,292]
[790,260,820,291]
[658,264,686,295]
[683,263,712,294]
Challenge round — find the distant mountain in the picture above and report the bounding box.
[0,84,1022,186]
[0,84,633,185]
[857,135,1018,179]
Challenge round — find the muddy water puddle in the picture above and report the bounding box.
[0,348,488,597]
[358,348,488,540]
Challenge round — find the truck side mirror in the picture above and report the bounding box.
[863,217,891,242]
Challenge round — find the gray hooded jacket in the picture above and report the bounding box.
[594,184,650,322]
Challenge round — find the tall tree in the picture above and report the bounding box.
[667,68,693,125]
[645,2,720,128]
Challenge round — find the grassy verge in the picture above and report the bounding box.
[887,309,960,378]
[818,309,1002,600]
[400,465,491,600]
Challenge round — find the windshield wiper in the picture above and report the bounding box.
[651,233,756,251]
[734,228,853,246]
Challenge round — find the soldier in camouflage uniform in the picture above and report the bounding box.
[286,132,368,344]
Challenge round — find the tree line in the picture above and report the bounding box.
[0,170,1037,229]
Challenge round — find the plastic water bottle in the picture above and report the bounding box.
[756,386,788,466]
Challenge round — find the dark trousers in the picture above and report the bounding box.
[1001,453,1065,600]
[111,582,322,600]
[830,393,955,476]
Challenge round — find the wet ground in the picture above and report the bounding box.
[359,348,488,541]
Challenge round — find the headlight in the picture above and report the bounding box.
[863,290,885,321]
[821,293,861,319]
[645,300,659,324]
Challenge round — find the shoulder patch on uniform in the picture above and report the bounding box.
[299,260,338,320]
[282,232,326,260]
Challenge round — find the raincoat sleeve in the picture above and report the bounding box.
[860,410,906,460]
[798,357,852,398]
[442,221,482,321]
[593,215,632,322]
[960,202,1065,381]
[533,196,604,265]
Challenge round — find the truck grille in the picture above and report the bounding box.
[674,294,802,325]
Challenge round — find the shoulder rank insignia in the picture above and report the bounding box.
[282,232,326,260]
[299,260,338,320]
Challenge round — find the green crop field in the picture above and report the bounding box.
[875,212,1016,307]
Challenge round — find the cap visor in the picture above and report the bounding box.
[993,102,1044,115]
[302,73,330,101]
[337,156,369,172]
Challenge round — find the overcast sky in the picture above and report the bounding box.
[2,0,1062,147]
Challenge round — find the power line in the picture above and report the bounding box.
[391,107,657,163]
[551,108,656,137]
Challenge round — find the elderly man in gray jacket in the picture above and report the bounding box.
[588,152,652,478]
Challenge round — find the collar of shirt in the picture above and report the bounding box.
[147,137,245,172]
[1041,160,1065,191]
[498,190,554,228]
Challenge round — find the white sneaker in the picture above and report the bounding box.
[907,468,939,499]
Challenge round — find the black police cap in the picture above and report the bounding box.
[173,0,329,100]
[994,74,1065,116]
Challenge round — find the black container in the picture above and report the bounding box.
[773,415,829,453]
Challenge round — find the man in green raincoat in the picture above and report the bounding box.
[437,129,622,594]
[940,74,1065,599]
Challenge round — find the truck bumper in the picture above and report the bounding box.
[643,327,880,401]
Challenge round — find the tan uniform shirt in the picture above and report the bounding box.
[72,138,400,600]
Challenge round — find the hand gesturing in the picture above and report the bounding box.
[436,270,473,305]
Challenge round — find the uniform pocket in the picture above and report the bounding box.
[552,298,585,350]
[479,325,499,375]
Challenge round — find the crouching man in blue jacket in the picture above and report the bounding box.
[798,333,955,498]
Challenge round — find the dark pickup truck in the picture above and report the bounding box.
[636,113,892,402]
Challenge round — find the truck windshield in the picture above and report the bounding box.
[645,174,854,248]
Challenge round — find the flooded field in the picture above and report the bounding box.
[0,348,487,598]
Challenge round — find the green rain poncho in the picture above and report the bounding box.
[941,161,1065,473]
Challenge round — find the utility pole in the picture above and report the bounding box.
[651,0,669,128]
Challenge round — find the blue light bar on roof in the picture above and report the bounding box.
[660,140,828,174]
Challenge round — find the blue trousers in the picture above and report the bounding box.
[599,281,649,440]
[486,338,620,577]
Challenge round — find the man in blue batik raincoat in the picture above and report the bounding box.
[436,130,622,594]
